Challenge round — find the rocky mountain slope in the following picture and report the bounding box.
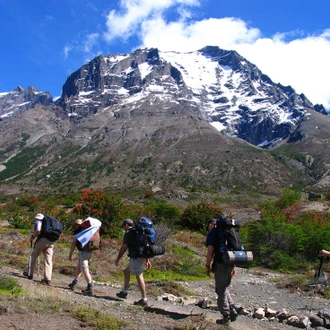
[0,46,330,196]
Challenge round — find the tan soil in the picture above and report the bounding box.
[0,265,328,330]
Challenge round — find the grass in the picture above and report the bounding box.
[0,276,23,296]
[0,273,126,329]
[74,306,126,330]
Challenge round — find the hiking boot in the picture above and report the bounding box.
[82,286,94,296]
[23,271,28,277]
[133,298,148,306]
[68,282,77,291]
[116,290,128,299]
[41,279,51,286]
[230,306,238,322]
[216,316,230,326]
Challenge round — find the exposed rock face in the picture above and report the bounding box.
[0,86,52,120]
[58,46,321,148]
[1,46,330,194]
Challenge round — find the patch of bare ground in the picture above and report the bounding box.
[0,264,329,330]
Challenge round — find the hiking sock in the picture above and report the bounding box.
[88,283,93,288]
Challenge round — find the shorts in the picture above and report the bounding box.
[129,257,145,275]
[78,250,93,269]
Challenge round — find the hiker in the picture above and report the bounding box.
[23,213,54,285]
[115,218,134,299]
[115,218,152,306]
[68,218,101,295]
[319,250,330,257]
[205,218,238,326]
[207,218,217,232]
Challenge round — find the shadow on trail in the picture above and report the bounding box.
[143,305,202,320]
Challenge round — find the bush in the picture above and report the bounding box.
[73,190,124,238]
[180,200,223,234]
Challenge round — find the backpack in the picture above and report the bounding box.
[76,218,102,252]
[135,216,165,258]
[39,215,63,242]
[215,216,253,265]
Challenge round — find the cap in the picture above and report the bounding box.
[122,218,133,226]
[75,219,83,225]
[208,218,217,225]
[35,213,44,220]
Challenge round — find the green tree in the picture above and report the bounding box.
[180,200,222,234]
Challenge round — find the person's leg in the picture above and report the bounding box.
[80,251,94,295]
[130,258,148,305]
[69,260,82,291]
[123,265,130,290]
[214,263,234,317]
[117,264,130,298]
[28,239,44,278]
[136,273,146,298]
[43,240,54,282]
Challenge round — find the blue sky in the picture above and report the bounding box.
[1,0,330,109]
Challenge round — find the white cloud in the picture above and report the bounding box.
[103,0,200,42]
[140,17,261,51]
[102,0,330,109]
[63,45,73,59]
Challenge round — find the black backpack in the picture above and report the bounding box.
[216,216,243,252]
[215,216,253,265]
[39,215,63,242]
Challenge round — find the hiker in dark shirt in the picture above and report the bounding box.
[115,218,152,306]
[205,220,238,326]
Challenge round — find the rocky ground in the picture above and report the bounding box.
[0,264,329,330]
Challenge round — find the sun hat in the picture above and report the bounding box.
[75,219,83,225]
[122,218,134,226]
[35,213,44,220]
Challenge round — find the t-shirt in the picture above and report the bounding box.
[205,228,215,247]
[205,228,223,263]
[123,227,139,258]
[34,220,42,232]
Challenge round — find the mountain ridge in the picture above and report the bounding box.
[0,46,329,196]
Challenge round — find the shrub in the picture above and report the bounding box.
[180,200,222,234]
[73,190,124,238]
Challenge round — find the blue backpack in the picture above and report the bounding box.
[136,216,157,246]
[135,216,165,258]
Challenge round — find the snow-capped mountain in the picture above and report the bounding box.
[1,46,330,195]
[0,85,52,120]
[58,46,324,148]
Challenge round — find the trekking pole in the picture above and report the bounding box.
[27,240,32,277]
[37,256,40,278]
[309,256,324,312]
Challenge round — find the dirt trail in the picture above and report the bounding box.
[1,265,328,330]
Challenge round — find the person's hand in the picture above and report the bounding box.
[232,267,236,276]
[115,259,119,267]
[206,266,212,277]
[68,255,72,261]
[146,260,152,270]
[30,235,34,242]
[319,250,329,257]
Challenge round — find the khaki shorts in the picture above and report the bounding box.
[78,250,93,269]
[129,258,145,275]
